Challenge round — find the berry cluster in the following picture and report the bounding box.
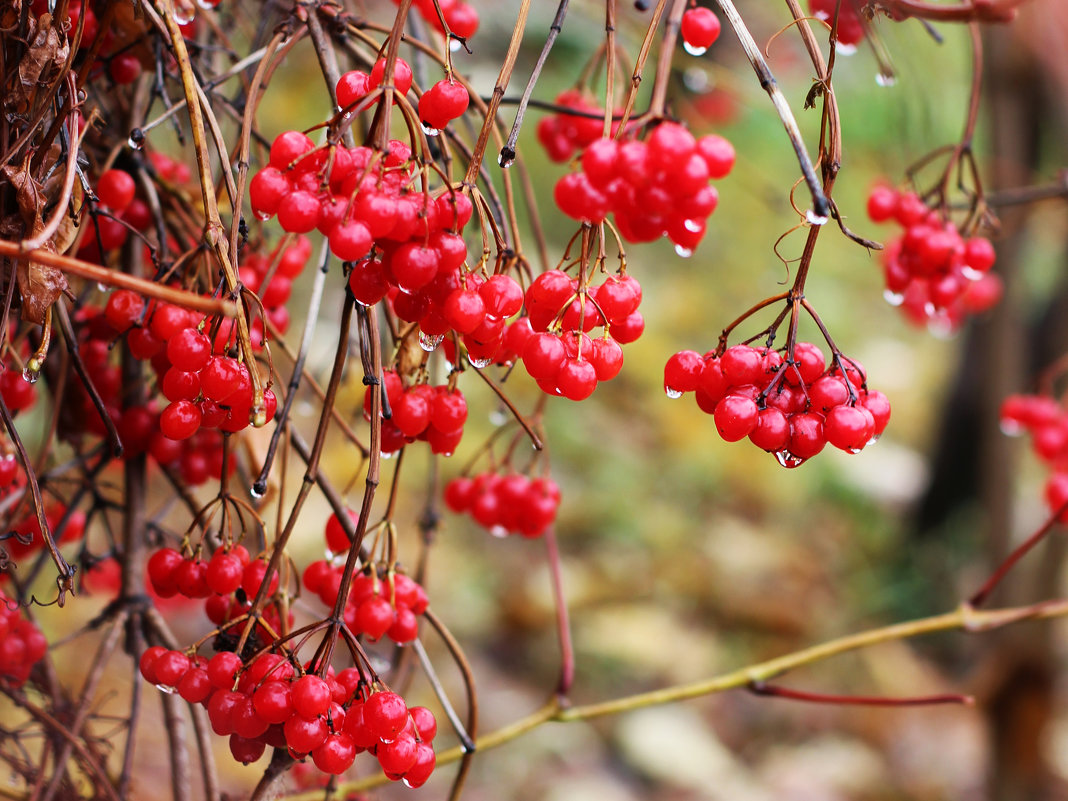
[238,235,313,347]
[867,186,1002,333]
[147,545,269,600]
[444,471,562,538]
[5,503,86,562]
[554,123,734,254]
[0,589,48,687]
[521,271,642,400]
[537,89,620,162]
[1000,394,1068,522]
[680,7,722,55]
[139,649,437,783]
[400,0,480,41]
[303,561,429,645]
[664,342,891,466]
[808,0,864,48]
[104,291,278,440]
[364,372,468,456]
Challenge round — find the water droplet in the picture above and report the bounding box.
[489,409,508,426]
[497,151,515,169]
[421,124,441,137]
[382,451,395,460]
[875,72,896,87]
[682,42,708,57]
[927,316,957,340]
[883,289,904,306]
[418,332,443,352]
[468,356,492,368]
[249,484,265,499]
[449,39,463,53]
[806,209,829,226]
[923,302,936,316]
[127,134,144,151]
[489,525,509,539]
[196,0,216,8]
[836,42,858,57]
[682,67,710,92]
[21,369,38,384]
[665,387,683,399]
[866,435,881,446]
[441,451,454,457]
[961,265,984,281]
[847,446,864,454]
[674,245,693,258]
[253,210,271,222]
[171,1,195,24]
[683,219,701,233]
[1000,420,1023,437]
[403,779,416,789]
[97,282,109,293]
[773,449,806,469]
[155,683,177,694]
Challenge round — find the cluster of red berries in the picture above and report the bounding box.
[537,90,615,163]
[1000,394,1068,522]
[334,58,471,134]
[147,545,277,601]
[867,186,1002,334]
[444,471,562,538]
[104,291,278,440]
[554,123,734,253]
[139,649,437,783]
[664,342,891,466]
[680,6,722,55]
[303,560,429,645]
[365,372,468,456]
[78,154,192,264]
[31,0,153,85]
[0,589,48,687]
[402,0,479,41]
[520,271,642,400]
[808,0,864,48]
[4,503,86,562]
[239,235,312,347]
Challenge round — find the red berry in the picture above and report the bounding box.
[97,169,136,212]
[680,7,721,52]
[713,395,758,441]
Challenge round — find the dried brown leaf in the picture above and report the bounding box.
[16,244,67,325]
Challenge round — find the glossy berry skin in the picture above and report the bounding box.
[363,691,408,741]
[713,395,758,441]
[680,7,721,51]
[419,79,471,131]
[97,169,136,212]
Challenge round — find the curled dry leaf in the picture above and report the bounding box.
[9,14,69,114]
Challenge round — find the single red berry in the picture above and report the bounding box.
[363,691,409,741]
[97,169,136,212]
[680,7,721,52]
[291,675,333,721]
[419,79,471,131]
[713,395,759,441]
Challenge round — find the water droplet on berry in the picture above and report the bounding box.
[683,219,702,233]
[155,683,178,694]
[847,446,864,454]
[682,42,708,57]
[1000,420,1023,437]
[402,779,416,789]
[866,435,880,446]
[418,332,444,352]
[835,42,858,57]
[490,525,509,538]
[773,449,805,469]
[382,450,396,460]
[927,316,956,340]
[882,289,904,306]
[21,369,38,385]
[961,265,984,281]
[253,210,272,222]
[923,302,936,316]
[875,72,896,87]
[806,209,829,226]
[421,124,441,137]
[469,356,493,368]
[674,245,693,258]
[665,387,683,399]
[171,1,195,24]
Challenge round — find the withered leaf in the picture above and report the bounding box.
[1,162,47,230]
[11,14,69,113]
[16,243,67,326]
